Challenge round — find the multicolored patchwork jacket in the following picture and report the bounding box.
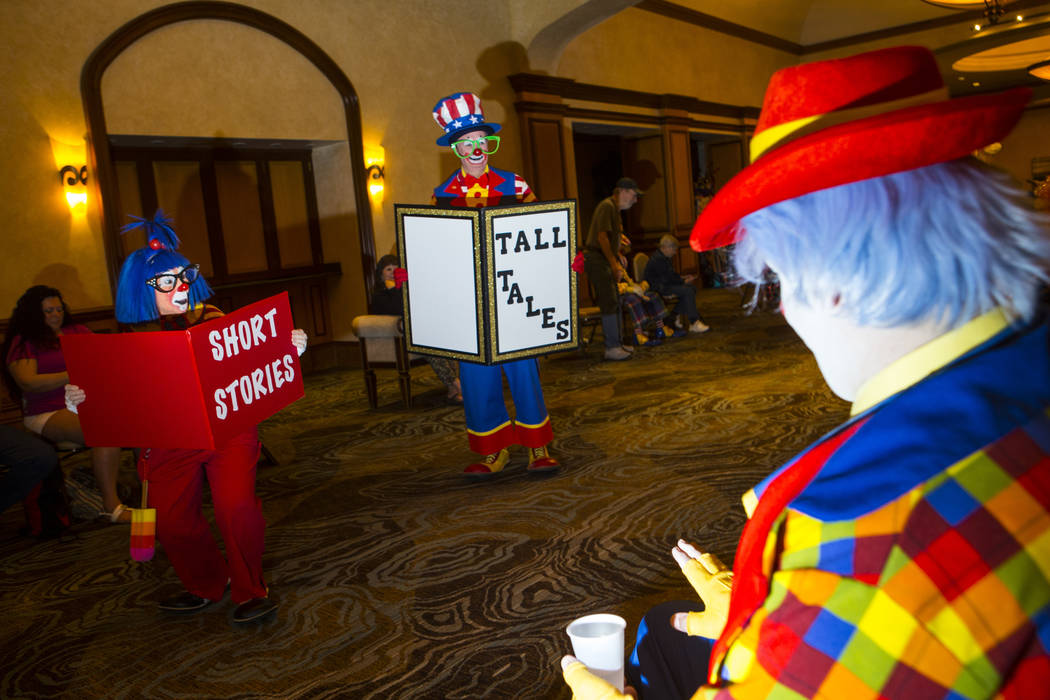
[699,309,1050,698]
[431,166,535,208]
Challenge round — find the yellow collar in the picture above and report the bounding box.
[850,308,1010,417]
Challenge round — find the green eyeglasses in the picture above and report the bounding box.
[451,135,500,157]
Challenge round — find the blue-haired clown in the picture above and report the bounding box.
[67,210,307,624]
[114,213,213,324]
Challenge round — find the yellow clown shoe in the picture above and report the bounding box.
[464,448,510,476]
[527,445,560,473]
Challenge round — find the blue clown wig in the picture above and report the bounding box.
[734,158,1050,329]
[115,210,214,324]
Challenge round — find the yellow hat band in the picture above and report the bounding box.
[749,87,949,163]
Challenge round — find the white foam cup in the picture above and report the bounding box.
[566,613,627,691]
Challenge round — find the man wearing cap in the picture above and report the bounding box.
[427,92,559,477]
[585,178,643,361]
[560,45,1050,698]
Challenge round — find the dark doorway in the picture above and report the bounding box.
[572,131,624,236]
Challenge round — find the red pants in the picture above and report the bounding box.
[137,429,265,603]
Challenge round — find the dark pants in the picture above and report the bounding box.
[583,251,619,315]
[0,425,59,514]
[626,600,713,699]
[658,284,700,323]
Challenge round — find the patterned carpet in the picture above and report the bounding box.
[0,289,848,699]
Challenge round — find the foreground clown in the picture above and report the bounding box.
[66,212,307,624]
[560,46,1050,698]
[428,92,559,476]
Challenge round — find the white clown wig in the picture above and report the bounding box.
[733,158,1050,328]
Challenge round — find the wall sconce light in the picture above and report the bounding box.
[365,162,385,198]
[59,165,89,210]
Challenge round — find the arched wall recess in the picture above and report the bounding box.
[80,0,375,297]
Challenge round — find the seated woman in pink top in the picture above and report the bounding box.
[2,285,129,522]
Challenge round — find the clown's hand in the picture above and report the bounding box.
[561,656,635,700]
[65,384,85,414]
[393,267,408,289]
[291,329,308,357]
[671,539,733,639]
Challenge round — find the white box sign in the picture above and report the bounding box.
[395,200,579,364]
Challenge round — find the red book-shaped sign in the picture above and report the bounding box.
[61,293,304,449]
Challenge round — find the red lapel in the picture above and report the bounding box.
[708,419,866,682]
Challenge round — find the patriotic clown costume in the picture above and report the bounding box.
[429,92,559,476]
[560,47,1050,699]
[65,211,307,624]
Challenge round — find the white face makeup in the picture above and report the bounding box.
[777,273,874,401]
[41,296,64,333]
[455,128,490,174]
[154,267,190,316]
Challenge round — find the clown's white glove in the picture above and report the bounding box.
[65,384,85,415]
[671,539,733,639]
[291,329,307,357]
[560,657,635,700]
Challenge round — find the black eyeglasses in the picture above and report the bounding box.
[145,264,200,292]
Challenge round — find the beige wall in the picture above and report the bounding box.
[558,7,796,107]
[0,0,578,330]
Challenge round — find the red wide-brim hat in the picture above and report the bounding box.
[691,45,1031,252]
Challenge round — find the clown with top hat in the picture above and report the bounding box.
[559,46,1050,699]
[424,92,559,476]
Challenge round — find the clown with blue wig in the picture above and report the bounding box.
[560,46,1050,699]
[66,211,307,624]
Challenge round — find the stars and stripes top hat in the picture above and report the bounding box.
[432,92,502,146]
[690,45,1032,252]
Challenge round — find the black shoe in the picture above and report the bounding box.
[158,591,212,614]
[233,597,278,623]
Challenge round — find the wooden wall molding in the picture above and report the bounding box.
[514,100,753,136]
[635,0,799,54]
[636,0,1050,56]
[509,74,760,122]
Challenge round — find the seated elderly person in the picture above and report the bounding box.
[616,258,681,347]
[561,45,1050,699]
[0,425,64,535]
[371,254,461,403]
[643,234,709,333]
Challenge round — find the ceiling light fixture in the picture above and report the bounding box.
[921,0,1017,27]
[1030,59,1050,80]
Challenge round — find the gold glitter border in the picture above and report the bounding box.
[483,200,579,363]
[395,204,484,362]
[395,201,580,364]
